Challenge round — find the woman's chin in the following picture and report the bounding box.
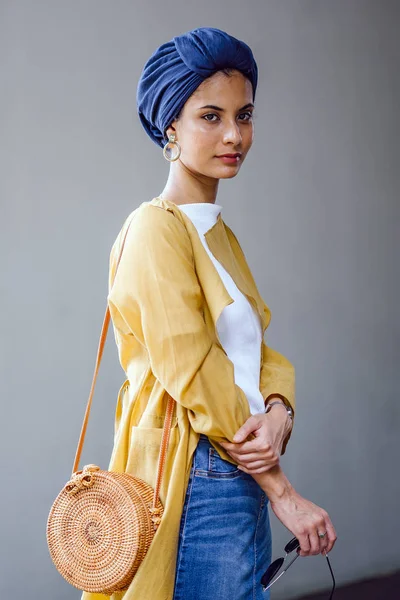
[218,167,241,179]
[192,162,242,180]
[211,164,242,179]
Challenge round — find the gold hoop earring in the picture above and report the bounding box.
[163,133,181,162]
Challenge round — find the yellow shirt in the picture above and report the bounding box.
[81,196,295,600]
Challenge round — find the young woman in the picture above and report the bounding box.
[82,26,337,600]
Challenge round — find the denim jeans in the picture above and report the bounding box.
[173,434,272,600]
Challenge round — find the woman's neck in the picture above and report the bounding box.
[160,164,220,205]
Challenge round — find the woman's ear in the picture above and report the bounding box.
[164,124,177,140]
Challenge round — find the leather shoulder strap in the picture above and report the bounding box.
[71,212,176,510]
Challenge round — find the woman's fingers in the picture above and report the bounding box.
[231,414,263,443]
[299,531,326,556]
[297,533,311,557]
[227,449,279,469]
[239,459,278,472]
[310,530,323,555]
[322,515,338,554]
[238,451,274,463]
[239,458,279,472]
[299,520,336,557]
[318,529,330,555]
[237,463,275,474]
[222,438,272,455]
[298,533,317,556]
[270,492,338,558]
[311,514,334,555]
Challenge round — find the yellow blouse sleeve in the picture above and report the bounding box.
[259,339,296,455]
[107,204,251,443]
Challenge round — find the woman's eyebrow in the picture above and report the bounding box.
[197,103,254,111]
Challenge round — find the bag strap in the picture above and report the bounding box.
[71,215,176,512]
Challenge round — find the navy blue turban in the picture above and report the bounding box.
[136,27,258,148]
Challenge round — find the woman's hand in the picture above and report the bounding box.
[270,489,337,557]
[220,404,292,473]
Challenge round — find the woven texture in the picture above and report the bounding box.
[46,464,163,594]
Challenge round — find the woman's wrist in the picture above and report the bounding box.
[265,396,293,426]
[265,400,293,435]
[251,464,295,503]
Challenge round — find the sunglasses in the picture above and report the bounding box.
[261,536,336,599]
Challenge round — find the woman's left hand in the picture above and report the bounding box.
[220,406,293,474]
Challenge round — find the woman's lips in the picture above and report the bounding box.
[216,155,241,164]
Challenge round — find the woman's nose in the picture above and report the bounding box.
[222,121,242,146]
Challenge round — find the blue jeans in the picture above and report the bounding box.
[173,434,272,600]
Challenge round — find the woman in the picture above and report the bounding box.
[82,27,336,600]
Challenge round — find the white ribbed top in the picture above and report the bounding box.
[178,202,265,415]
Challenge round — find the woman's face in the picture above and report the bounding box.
[166,69,255,179]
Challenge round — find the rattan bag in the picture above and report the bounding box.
[46,216,175,594]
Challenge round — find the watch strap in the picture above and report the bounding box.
[265,400,293,418]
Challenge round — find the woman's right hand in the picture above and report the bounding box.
[269,489,337,557]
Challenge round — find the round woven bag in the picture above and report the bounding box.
[46,464,164,594]
[46,215,175,594]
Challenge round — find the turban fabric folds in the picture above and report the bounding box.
[136,27,258,148]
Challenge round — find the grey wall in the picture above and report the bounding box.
[1,1,399,598]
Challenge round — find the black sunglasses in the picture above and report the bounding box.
[261,536,336,599]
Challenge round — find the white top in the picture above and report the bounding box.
[178,202,265,415]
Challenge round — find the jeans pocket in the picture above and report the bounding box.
[194,445,242,479]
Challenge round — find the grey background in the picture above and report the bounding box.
[1,1,399,598]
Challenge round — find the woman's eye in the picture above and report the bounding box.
[202,113,219,122]
[202,112,253,123]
